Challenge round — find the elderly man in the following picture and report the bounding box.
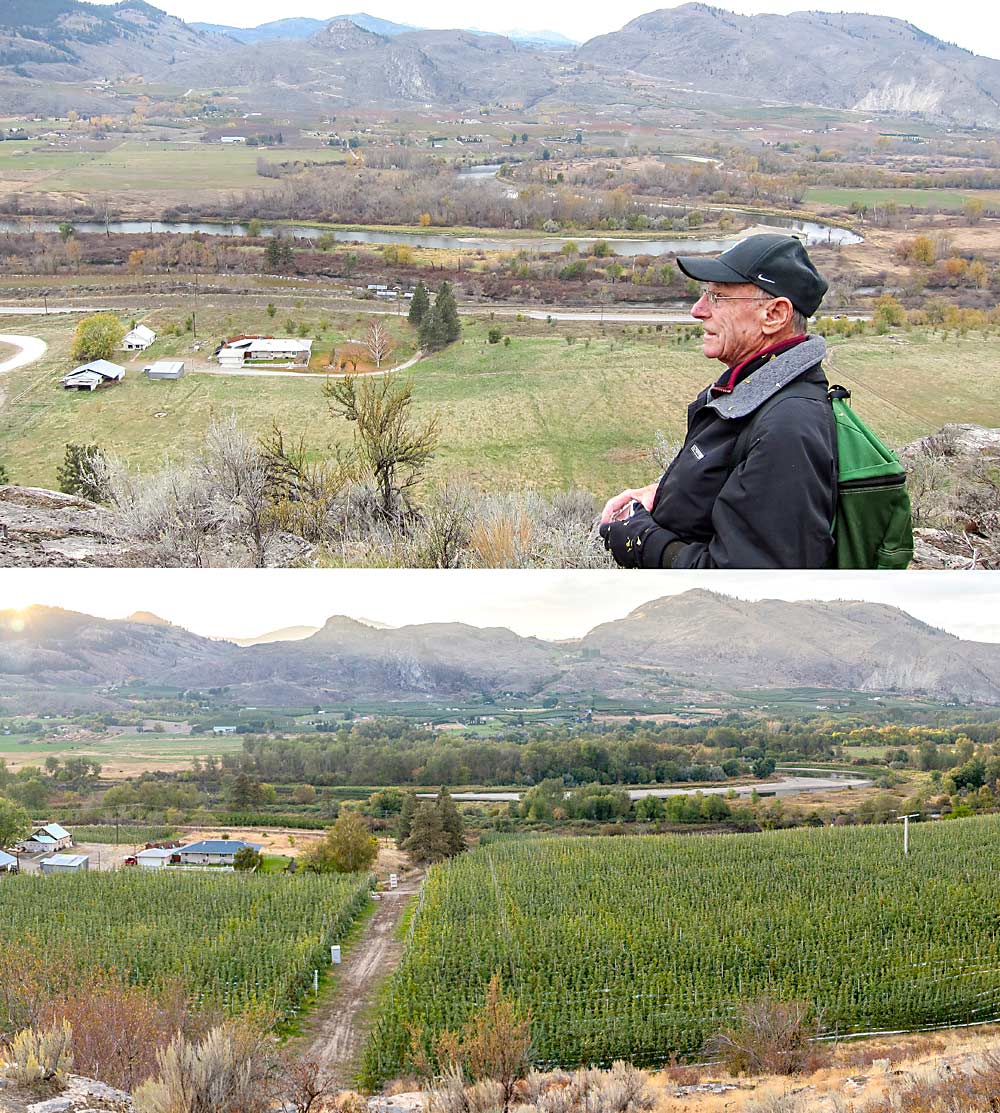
[599,233,837,569]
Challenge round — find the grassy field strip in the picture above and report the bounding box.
[805,187,1000,211]
[1,311,997,492]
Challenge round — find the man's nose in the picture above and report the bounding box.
[691,295,710,321]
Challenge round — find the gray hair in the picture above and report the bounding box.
[760,292,808,334]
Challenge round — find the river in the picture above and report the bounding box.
[0,209,860,258]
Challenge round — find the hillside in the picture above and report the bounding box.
[2,592,1000,710]
[576,4,1000,126]
[0,0,228,81]
[0,2,997,121]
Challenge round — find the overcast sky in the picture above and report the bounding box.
[2,571,1000,643]
[98,0,1000,60]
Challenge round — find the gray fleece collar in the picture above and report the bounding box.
[704,335,827,420]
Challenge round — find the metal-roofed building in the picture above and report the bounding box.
[40,853,89,874]
[0,849,18,872]
[144,360,185,380]
[21,823,73,853]
[61,360,125,391]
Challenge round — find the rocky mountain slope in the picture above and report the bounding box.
[1,2,997,121]
[0,0,229,81]
[2,592,999,711]
[577,4,1000,126]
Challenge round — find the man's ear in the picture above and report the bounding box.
[761,296,794,334]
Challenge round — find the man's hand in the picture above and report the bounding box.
[600,482,659,526]
[599,505,658,568]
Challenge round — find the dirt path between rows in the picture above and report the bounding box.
[302,872,424,1086]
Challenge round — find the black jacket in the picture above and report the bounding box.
[640,335,837,569]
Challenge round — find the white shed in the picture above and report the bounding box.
[0,849,17,872]
[136,847,173,870]
[144,360,185,380]
[123,325,156,351]
[40,853,89,874]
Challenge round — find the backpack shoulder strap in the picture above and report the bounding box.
[731,380,825,469]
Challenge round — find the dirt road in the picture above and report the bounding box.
[0,333,47,409]
[302,872,423,1085]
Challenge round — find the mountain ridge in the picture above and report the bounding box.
[2,593,999,711]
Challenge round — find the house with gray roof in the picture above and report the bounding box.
[175,839,262,867]
[0,849,18,872]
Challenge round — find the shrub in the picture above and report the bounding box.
[487,327,503,344]
[132,1024,278,1113]
[706,998,829,1077]
[3,1020,74,1089]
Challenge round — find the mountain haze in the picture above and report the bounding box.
[2,593,1000,712]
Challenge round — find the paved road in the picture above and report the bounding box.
[302,874,423,1084]
[0,333,47,410]
[0,334,47,373]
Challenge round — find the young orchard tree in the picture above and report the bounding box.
[366,317,393,368]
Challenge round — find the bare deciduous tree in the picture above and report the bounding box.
[366,317,393,368]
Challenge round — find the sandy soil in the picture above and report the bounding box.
[647,1025,1000,1113]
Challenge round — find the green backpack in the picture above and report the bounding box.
[828,385,913,570]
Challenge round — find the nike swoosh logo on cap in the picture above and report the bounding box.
[757,274,776,283]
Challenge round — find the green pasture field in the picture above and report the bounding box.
[2,308,998,497]
[3,140,347,194]
[363,816,1000,1080]
[805,187,1000,211]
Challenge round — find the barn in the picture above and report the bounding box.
[61,360,125,391]
[21,823,73,853]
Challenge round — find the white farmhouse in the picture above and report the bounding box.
[123,324,156,351]
[20,823,73,853]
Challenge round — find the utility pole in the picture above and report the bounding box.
[192,271,198,338]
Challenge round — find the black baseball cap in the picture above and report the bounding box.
[676,233,828,317]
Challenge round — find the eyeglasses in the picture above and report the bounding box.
[697,287,773,306]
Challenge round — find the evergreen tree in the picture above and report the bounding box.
[402,801,452,863]
[396,791,417,844]
[434,281,461,343]
[408,281,430,327]
[418,306,444,351]
[436,785,465,856]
